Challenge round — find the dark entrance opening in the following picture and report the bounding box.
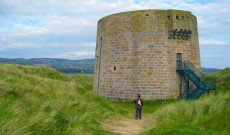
[176,53,182,61]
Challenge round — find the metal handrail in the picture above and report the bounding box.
[177,60,217,90]
[184,60,202,78]
[184,61,217,90]
[176,60,184,70]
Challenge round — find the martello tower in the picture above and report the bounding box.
[93,9,201,101]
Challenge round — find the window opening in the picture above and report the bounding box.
[113,67,117,71]
[176,15,179,20]
[167,15,171,20]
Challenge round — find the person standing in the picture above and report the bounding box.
[135,94,143,120]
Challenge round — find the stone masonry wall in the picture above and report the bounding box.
[93,10,200,101]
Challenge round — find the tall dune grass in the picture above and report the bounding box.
[0,64,229,135]
[142,68,230,135]
[207,68,230,92]
[0,64,120,135]
[142,93,230,135]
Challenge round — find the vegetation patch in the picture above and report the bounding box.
[0,64,120,134]
[142,93,230,135]
[0,64,229,135]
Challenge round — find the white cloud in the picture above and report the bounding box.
[0,0,230,68]
[200,38,230,46]
[53,51,95,59]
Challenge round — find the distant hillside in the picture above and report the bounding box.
[202,67,221,73]
[0,58,95,74]
[0,58,223,74]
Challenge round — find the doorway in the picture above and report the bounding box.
[176,53,182,61]
[176,53,182,69]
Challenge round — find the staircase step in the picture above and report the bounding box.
[177,60,216,99]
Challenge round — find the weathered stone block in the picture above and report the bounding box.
[94,9,200,101]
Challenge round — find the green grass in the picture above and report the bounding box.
[0,64,229,135]
[112,99,177,117]
[0,64,120,134]
[215,68,230,92]
[206,68,230,92]
[142,93,230,135]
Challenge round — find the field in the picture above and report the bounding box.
[0,64,229,135]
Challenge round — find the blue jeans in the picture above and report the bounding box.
[135,107,142,119]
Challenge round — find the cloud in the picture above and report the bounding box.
[0,0,229,68]
[200,38,230,46]
[52,51,95,59]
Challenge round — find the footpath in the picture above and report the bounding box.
[103,115,156,135]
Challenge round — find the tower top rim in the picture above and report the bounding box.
[98,9,195,23]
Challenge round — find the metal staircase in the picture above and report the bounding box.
[177,60,217,99]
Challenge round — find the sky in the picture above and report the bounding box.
[0,0,229,69]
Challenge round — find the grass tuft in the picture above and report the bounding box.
[142,94,230,135]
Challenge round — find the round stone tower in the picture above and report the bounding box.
[93,9,200,101]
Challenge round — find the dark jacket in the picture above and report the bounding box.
[135,98,143,108]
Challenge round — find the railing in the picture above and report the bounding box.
[184,60,203,78]
[176,60,184,70]
[177,60,217,90]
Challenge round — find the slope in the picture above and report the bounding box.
[0,64,119,135]
[141,68,230,135]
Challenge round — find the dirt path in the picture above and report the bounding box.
[102,114,156,135]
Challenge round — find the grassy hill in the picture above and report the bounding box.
[0,64,229,135]
[212,68,230,92]
[0,64,121,134]
[142,93,230,135]
[141,68,230,135]
[0,64,178,134]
